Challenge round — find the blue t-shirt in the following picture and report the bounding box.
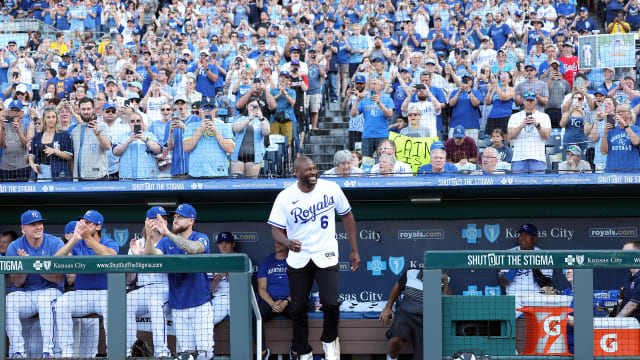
[450,89,482,129]
[401,31,424,51]
[269,88,296,121]
[348,35,368,64]
[71,237,120,290]
[184,119,234,177]
[426,29,448,52]
[563,115,588,148]
[488,92,514,118]
[391,82,409,113]
[157,231,211,309]
[336,41,350,64]
[489,23,512,50]
[195,64,219,97]
[163,115,200,175]
[136,65,158,96]
[257,253,289,301]
[417,163,458,174]
[307,64,322,95]
[7,234,64,291]
[358,96,394,139]
[606,125,640,171]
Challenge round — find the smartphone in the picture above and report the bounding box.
[64,93,70,101]
[124,99,131,106]
[575,77,584,88]
[572,98,579,106]
[205,114,213,121]
[607,114,615,125]
[480,69,486,76]
[415,83,426,90]
[134,124,142,134]
[370,90,375,97]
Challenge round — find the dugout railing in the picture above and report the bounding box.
[422,250,640,360]
[0,254,251,360]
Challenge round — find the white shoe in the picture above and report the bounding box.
[322,337,340,360]
[299,352,313,360]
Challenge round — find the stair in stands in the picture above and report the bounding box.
[303,102,350,173]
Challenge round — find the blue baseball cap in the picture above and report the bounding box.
[102,102,116,111]
[373,56,385,63]
[594,88,607,96]
[354,75,366,83]
[146,206,168,219]
[523,91,537,100]
[517,223,538,236]
[65,221,78,234]
[279,70,291,78]
[268,31,277,37]
[8,100,23,110]
[514,10,523,16]
[399,68,410,73]
[77,210,104,226]
[59,61,69,68]
[105,78,117,86]
[290,46,300,52]
[21,210,46,225]
[579,6,588,11]
[215,231,235,243]
[74,75,85,83]
[130,81,143,90]
[430,141,445,151]
[453,125,465,138]
[201,96,217,108]
[172,204,197,219]
[525,63,537,71]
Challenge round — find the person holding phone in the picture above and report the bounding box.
[507,91,551,173]
[230,98,270,178]
[560,93,589,159]
[111,113,162,179]
[0,100,30,181]
[600,102,640,171]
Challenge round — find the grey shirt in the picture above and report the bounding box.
[71,122,109,180]
[515,79,549,112]
[0,122,27,170]
[546,78,571,110]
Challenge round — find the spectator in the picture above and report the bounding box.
[70,98,112,180]
[28,108,73,181]
[508,91,551,173]
[235,78,277,119]
[0,100,29,181]
[269,71,296,147]
[515,64,549,112]
[587,93,614,171]
[401,79,442,140]
[401,105,430,138]
[545,61,571,127]
[489,128,513,163]
[352,77,394,157]
[558,42,579,88]
[574,7,600,34]
[288,60,308,149]
[560,93,590,155]
[369,139,413,176]
[0,230,18,256]
[376,153,397,176]
[112,112,162,179]
[322,150,364,177]
[499,223,552,318]
[417,142,458,174]
[444,125,479,169]
[165,96,197,177]
[559,145,592,173]
[55,210,119,358]
[600,102,640,172]
[474,147,505,175]
[98,102,129,180]
[607,11,631,33]
[448,74,483,141]
[484,71,515,135]
[230,97,270,178]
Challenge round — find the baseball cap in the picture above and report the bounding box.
[462,74,474,83]
[594,88,607,96]
[257,38,266,44]
[201,96,217,108]
[533,38,543,45]
[172,204,197,219]
[77,210,104,226]
[550,60,561,66]
[177,57,188,64]
[64,221,77,234]
[15,83,27,93]
[354,75,366,83]
[173,95,188,104]
[373,56,385,63]
[579,6,588,11]
[8,100,23,110]
[74,75,85,83]
[59,61,69,68]
[523,91,537,100]
[130,81,143,90]
[215,231,235,243]
[453,125,465,138]
[525,63,537,70]
[21,210,46,225]
[146,206,168,219]
[200,49,210,56]
[566,144,581,156]
[279,70,291,78]
[517,223,538,236]
[128,92,140,100]
[61,52,70,58]
[530,19,543,25]
[480,36,490,42]
[268,31,277,37]
[430,141,445,151]
[290,46,300,52]
[514,10,522,16]
[399,68,410,73]
[102,102,116,111]
[105,78,117,86]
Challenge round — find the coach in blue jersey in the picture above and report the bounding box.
[6,210,64,358]
[146,204,214,360]
[268,156,360,360]
[55,210,119,358]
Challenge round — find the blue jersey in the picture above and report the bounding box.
[184,119,234,177]
[6,234,64,291]
[449,89,482,129]
[257,253,289,301]
[164,115,200,176]
[417,163,458,174]
[136,65,158,96]
[358,96,394,139]
[195,64,219,97]
[157,231,211,309]
[606,125,640,172]
[71,237,119,290]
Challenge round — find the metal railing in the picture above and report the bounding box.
[0,254,251,359]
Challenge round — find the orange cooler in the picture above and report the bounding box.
[594,318,640,356]
[518,295,573,356]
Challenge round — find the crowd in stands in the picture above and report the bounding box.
[0,0,638,181]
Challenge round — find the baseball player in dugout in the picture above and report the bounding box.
[144,204,214,360]
[268,155,360,360]
[55,210,120,358]
[6,210,65,358]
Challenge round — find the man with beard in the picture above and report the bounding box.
[145,204,213,360]
[165,95,200,177]
[352,77,394,157]
[343,75,366,150]
[99,102,129,180]
[55,210,119,358]
[515,64,549,112]
[401,78,442,139]
[268,156,360,360]
[70,98,112,180]
[235,77,277,117]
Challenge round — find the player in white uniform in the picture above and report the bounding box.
[127,206,171,358]
[268,156,360,360]
[6,210,64,358]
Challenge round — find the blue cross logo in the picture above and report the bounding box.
[463,285,482,296]
[462,224,482,244]
[366,256,387,276]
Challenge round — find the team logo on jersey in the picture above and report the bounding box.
[388,256,405,276]
[291,195,335,224]
[484,224,500,243]
[113,229,129,247]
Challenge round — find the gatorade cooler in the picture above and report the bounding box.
[594,317,640,356]
[517,295,573,356]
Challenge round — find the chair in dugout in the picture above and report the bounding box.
[261,135,289,178]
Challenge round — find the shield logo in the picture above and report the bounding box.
[576,255,585,265]
[113,228,130,247]
[43,261,51,270]
[484,224,500,243]
[388,256,405,276]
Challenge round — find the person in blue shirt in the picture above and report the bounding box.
[575,7,600,33]
[54,210,119,359]
[427,18,449,54]
[401,20,423,51]
[350,76,395,157]
[164,96,199,176]
[111,112,163,179]
[488,13,512,50]
[136,51,158,97]
[417,144,458,174]
[145,204,214,360]
[448,75,483,140]
[601,102,640,172]
[195,50,220,98]
[6,210,64,359]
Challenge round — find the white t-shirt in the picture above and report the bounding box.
[129,238,169,287]
[369,160,414,176]
[507,110,551,162]
[268,179,352,269]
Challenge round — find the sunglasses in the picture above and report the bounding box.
[104,109,116,113]
[161,108,172,111]
[16,92,25,96]
[191,109,200,114]
[130,98,140,103]
[408,113,421,116]
[130,119,142,123]
[202,105,215,110]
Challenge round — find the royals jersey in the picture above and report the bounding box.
[268,179,351,269]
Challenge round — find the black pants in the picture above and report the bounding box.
[545,108,562,128]
[287,262,339,355]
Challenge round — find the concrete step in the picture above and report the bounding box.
[321,121,349,129]
[305,143,348,154]
[307,135,347,145]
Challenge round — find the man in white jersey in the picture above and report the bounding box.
[268,156,360,360]
[127,206,171,358]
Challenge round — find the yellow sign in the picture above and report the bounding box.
[389,132,439,173]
